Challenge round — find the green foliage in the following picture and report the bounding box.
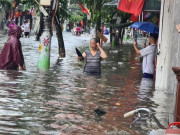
[75,0,130,28]
[58,0,69,23]
[1,0,12,9]
[69,12,83,23]
[101,6,117,23]
[68,4,86,23]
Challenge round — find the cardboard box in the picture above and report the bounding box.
[97,30,108,43]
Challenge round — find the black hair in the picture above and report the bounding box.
[150,34,158,42]
[90,38,97,42]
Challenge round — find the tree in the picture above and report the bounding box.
[77,0,112,42]
[78,0,131,44]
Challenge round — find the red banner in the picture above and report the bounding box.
[130,14,139,22]
[79,3,89,15]
[130,12,147,22]
[118,0,145,16]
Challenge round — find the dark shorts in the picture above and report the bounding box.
[143,73,153,79]
[24,32,30,37]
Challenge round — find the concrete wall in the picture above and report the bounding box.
[156,0,180,95]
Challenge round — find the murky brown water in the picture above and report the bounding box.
[0,33,171,135]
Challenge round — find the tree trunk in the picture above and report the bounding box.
[110,26,112,43]
[55,15,65,58]
[120,28,125,45]
[96,16,101,43]
[109,19,113,43]
[35,13,44,41]
[118,28,122,46]
[95,0,102,43]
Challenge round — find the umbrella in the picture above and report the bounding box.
[130,22,159,34]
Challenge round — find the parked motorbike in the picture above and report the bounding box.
[124,108,180,135]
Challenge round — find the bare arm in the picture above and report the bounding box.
[133,42,140,55]
[82,52,86,58]
[97,43,107,59]
[143,43,146,48]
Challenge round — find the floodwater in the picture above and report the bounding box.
[0,33,172,135]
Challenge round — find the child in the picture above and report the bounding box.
[21,20,26,37]
[24,20,30,38]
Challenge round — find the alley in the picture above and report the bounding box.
[0,33,172,135]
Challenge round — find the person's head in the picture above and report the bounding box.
[149,34,158,45]
[27,10,31,15]
[15,7,18,11]
[90,38,97,50]
[23,20,26,23]
[11,19,15,24]
[9,25,22,39]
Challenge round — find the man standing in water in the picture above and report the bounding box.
[79,38,107,75]
[0,25,25,70]
[133,34,158,79]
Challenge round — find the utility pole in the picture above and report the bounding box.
[37,0,52,70]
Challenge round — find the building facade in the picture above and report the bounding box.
[155,0,180,120]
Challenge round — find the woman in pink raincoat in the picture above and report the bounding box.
[0,25,25,70]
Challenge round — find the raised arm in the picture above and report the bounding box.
[133,42,140,55]
[97,43,107,59]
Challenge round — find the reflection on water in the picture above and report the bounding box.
[0,33,170,135]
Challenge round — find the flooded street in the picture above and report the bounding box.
[0,33,172,135]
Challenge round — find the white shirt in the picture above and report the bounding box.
[24,23,30,32]
[140,45,157,74]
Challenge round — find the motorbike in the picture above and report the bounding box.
[124,108,180,135]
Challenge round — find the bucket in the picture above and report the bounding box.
[165,122,180,135]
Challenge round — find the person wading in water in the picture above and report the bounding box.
[133,34,158,79]
[0,25,25,70]
[78,38,107,75]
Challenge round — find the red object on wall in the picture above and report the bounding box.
[172,67,180,122]
[118,0,145,16]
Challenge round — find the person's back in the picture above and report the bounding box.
[0,25,25,70]
[140,45,156,75]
